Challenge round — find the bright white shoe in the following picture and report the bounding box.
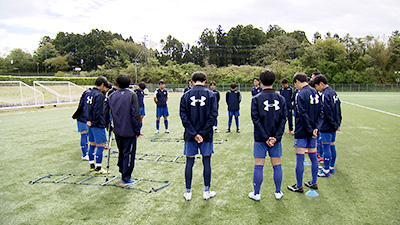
[274,191,284,200]
[183,192,192,201]
[81,155,89,161]
[248,192,261,201]
[203,191,216,200]
[165,129,170,134]
[155,130,159,134]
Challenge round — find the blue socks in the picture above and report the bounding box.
[273,164,282,193]
[296,154,305,188]
[203,155,211,189]
[330,145,337,168]
[185,157,195,190]
[235,116,239,130]
[88,145,96,162]
[164,120,168,130]
[214,119,218,127]
[322,144,331,170]
[228,116,233,130]
[253,165,264,195]
[80,133,88,157]
[95,146,105,165]
[308,152,318,184]
[156,120,160,130]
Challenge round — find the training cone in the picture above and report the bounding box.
[248,123,254,126]
[305,190,319,197]
[303,161,310,166]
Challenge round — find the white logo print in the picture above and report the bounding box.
[86,96,93,104]
[333,95,339,103]
[263,100,280,111]
[310,94,319,104]
[190,96,206,106]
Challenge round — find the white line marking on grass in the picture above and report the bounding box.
[342,100,400,118]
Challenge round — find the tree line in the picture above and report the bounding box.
[0,25,399,84]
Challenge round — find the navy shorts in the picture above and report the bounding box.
[228,110,240,116]
[77,121,88,132]
[88,127,107,144]
[139,107,146,116]
[253,141,282,158]
[156,107,169,117]
[184,141,214,156]
[320,131,336,143]
[294,137,317,148]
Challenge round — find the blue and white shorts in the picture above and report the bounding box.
[156,107,169,117]
[253,141,282,158]
[88,127,107,144]
[294,137,317,148]
[184,141,214,156]
[228,110,240,117]
[320,131,336,143]
[77,121,88,132]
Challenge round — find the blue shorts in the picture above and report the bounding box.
[320,131,336,143]
[88,127,107,144]
[253,141,282,158]
[184,141,214,156]
[156,107,169,117]
[229,110,240,116]
[77,121,88,132]
[139,107,146,116]
[294,137,318,148]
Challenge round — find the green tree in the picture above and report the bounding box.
[5,48,35,73]
[44,56,69,72]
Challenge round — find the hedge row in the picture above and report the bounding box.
[0,76,96,85]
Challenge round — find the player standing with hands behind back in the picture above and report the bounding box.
[154,80,169,134]
[248,70,287,201]
[180,71,218,201]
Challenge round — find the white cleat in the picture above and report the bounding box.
[155,130,159,134]
[81,155,89,161]
[183,192,192,201]
[203,191,216,200]
[165,129,169,134]
[274,191,284,200]
[248,192,261,201]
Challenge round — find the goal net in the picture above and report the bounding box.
[0,81,44,108]
[33,81,86,105]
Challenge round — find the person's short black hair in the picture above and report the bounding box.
[312,72,321,77]
[191,71,207,83]
[292,72,308,83]
[309,78,315,87]
[259,69,275,86]
[105,81,112,89]
[281,78,288,84]
[210,81,217,86]
[138,81,146,90]
[116,74,131,89]
[159,79,165,84]
[313,74,328,85]
[94,76,108,87]
[253,77,260,82]
[230,82,237,89]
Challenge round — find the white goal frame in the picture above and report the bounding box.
[0,81,45,109]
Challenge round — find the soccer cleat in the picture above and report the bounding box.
[330,168,335,174]
[89,168,96,172]
[165,129,170,134]
[248,192,261,201]
[183,192,192,201]
[226,129,231,133]
[119,179,135,187]
[94,168,109,175]
[155,130,159,134]
[140,133,144,136]
[287,184,304,193]
[214,128,220,133]
[318,156,324,162]
[288,130,293,134]
[318,170,331,177]
[274,191,284,200]
[203,190,216,200]
[81,155,89,161]
[304,181,318,189]
[236,129,240,133]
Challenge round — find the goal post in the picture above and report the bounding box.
[33,81,86,104]
[0,81,44,108]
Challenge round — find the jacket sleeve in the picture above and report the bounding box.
[323,93,339,130]
[180,94,197,139]
[130,91,140,136]
[104,95,111,130]
[72,92,86,119]
[251,97,270,142]
[275,97,287,142]
[298,93,314,135]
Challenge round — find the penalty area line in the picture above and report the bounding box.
[342,100,400,118]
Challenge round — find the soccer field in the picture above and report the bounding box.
[1,92,399,224]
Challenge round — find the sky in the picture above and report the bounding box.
[0,0,399,57]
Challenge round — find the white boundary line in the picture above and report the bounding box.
[342,100,400,118]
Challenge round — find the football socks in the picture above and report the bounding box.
[95,146,105,165]
[202,155,211,187]
[80,133,88,157]
[164,120,168,130]
[185,157,195,190]
[253,165,264,195]
[296,154,305,188]
[330,144,337,168]
[273,164,283,193]
[88,144,96,162]
[235,116,239,130]
[322,144,331,170]
[156,120,160,130]
[308,152,318,184]
[228,116,233,130]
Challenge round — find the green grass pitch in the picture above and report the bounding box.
[1,92,399,224]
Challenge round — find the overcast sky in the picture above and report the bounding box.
[0,0,399,57]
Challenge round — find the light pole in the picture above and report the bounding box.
[395,71,400,91]
[36,62,39,75]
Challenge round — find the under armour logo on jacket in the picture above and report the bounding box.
[263,100,280,111]
[333,95,339,103]
[310,94,319,104]
[86,96,93,104]
[190,96,206,106]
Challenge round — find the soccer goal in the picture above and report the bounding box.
[0,81,45,108]
[33,81,86,104]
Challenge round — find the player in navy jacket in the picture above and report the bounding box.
[85,76,110,174]
[104,74,140,186]
[251,77,262,96]
[180,71,218,201]
[72,88,91,160]
[312,74,342,177]
[249,69,287,201]
[226,83,242,133]
[134,82,146,135]
[280,78,295,134]
[287,72,321,193]
[154,80,169,134]
[210,81,220,132]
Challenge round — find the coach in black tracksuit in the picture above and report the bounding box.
[104,74,140,186]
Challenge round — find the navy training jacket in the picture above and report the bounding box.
[294,85,321,139]
[72,88,91,123]
[180,85,218,142]
[251,86,262,96]
[154,88,168,108]
[85,87,106,128]
[318,86,342,132]
[279,86,295,110]
[251,89,287,143]
[134,89,145,108]
[226,89,241,111]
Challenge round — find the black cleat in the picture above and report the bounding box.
[236,129,240,133]
[304,181,318,189]
[226,129,231,133]
[287,184,304,193]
